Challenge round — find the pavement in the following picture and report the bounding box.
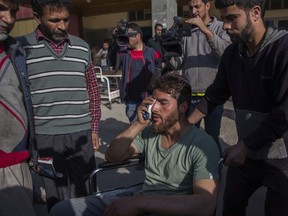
[34,100,266,216]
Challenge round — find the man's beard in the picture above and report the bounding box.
[152,110,179,134]
[229,17,253,43]
[0,24,12,41]
[41,24,67,43]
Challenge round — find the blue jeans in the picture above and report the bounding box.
[189,97,223,150]
[125,102,141,123]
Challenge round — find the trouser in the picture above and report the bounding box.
[125,102,141,123]
[0,162,35,216]
[50,185,142,216]
[223,158,288,216]
[189,96,223,151]
[36,129,96,211]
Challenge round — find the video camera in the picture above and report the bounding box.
[161,16,191,57]
[114,19,137,46]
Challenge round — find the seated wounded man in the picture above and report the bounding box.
[50,74,220,216]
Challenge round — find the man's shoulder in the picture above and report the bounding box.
[68,34,89,48]
[187,126,218,148]
[17,32,36,45]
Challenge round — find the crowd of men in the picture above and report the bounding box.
[0,0,287,216]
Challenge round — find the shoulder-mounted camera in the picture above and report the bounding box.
[161,16,191,57]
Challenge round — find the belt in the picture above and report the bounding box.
[191,92,205,97]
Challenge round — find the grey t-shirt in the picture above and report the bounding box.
[134,125,220,195]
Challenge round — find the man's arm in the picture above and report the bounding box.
[104,179,219,216]
[188,107,206,125]
[86,63,101,150]
[105,97,155,162]
[185,16,231,58]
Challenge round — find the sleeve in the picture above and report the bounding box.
[133,126,152,153]
[207,21,231,59]
[86,63,101,133]
[196,53,231,115]
[192,135,220,181]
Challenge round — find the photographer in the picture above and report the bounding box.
[172,0,231,148]
[109,22,162,123]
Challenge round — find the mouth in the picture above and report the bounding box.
[152,114,161,122]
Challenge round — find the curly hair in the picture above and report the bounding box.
[150,74,191,108]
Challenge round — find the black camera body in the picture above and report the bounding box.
[114,19,138,46]
[114,19,129,46]
[161,16,191,57]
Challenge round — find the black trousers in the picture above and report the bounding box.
[223,158,288,216]
[36,129,96,211]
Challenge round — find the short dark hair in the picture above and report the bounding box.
[214,0,265,17]
[31,0,72,17]
[188,0,209,4]
[127,23,143,40]
[150,74,191,111]
[154,23,163,30]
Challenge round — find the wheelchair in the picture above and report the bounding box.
[88,155,145,196]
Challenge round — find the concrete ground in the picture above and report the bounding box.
[34,100,266,216]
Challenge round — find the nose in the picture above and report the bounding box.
[57,20,66,30]
[222,21,231,31]
[151,101,158,113]
[192,8,197,15]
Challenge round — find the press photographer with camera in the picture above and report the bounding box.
[171,0,231,148]
[109,21,162,123]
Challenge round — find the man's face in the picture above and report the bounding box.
[0,0,18,41]
[102,42,109,50]
[220,5,254,43]
[151,89,179,134]
[36,5,70,43]
[155,25,162,37]
[127,28,140,49]
[188,0,210,20]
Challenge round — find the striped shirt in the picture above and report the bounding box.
[34,28,101,133]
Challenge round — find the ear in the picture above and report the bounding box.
[250,5,261,22]
[34,12,41,25]
[206,1,210,10]
[178,101,188,114]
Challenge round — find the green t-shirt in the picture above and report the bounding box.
[134,125,220,195]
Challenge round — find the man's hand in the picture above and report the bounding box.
[92,132,100,151]
[137,96,156,124]
[223,140,248,166]
[185,16,214,40]
[104,197,141,216]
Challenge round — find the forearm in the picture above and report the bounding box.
[105,121,146,162]
[188,108,206,125]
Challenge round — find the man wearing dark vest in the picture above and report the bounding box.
[0,0,36,215]
[18,0,101,211]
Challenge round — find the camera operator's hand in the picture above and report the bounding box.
[185,15,214,40]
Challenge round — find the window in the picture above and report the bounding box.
[129,9,151,21]
[279,20,288,28]
[265,0,288,9]
[271,0,282,9]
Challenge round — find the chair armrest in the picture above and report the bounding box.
[89,154,144,194]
